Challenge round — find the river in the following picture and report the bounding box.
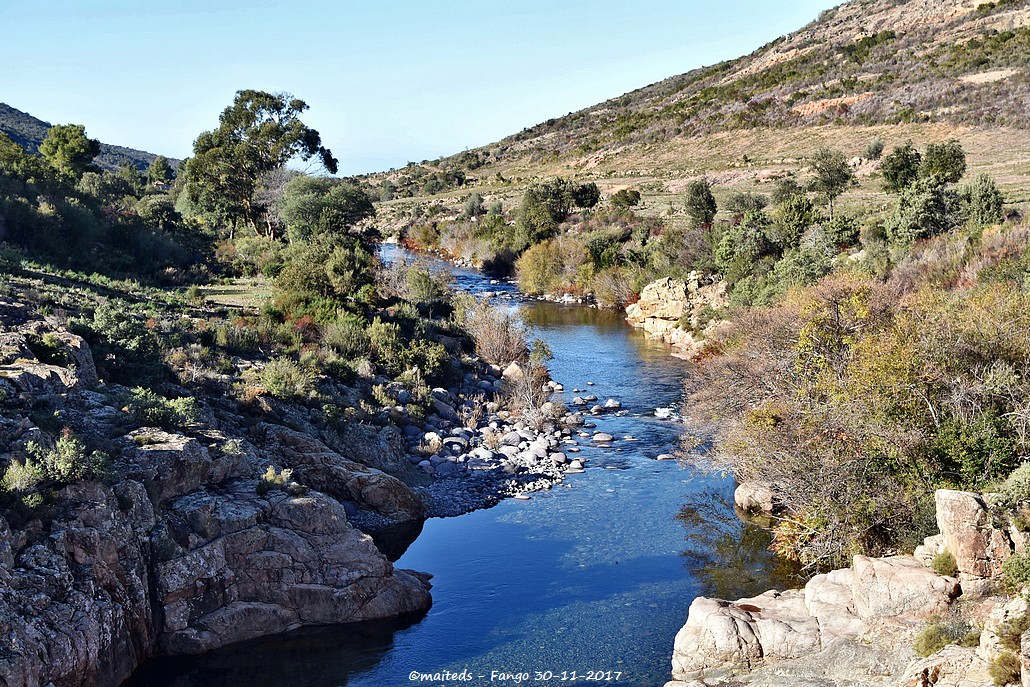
[125,246,793,687]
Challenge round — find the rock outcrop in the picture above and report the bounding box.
[0,319,433,687]
[934,489,1013,578]
[668,556,959,684]
[733,481,778,515]
[625,276,728,358]
[665,488,1030,687]
[156,485,430,655]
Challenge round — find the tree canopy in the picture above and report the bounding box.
[147,155,175,183]
[808,148,855,219]
[880,142,922,194]
[39,124,100,181]
[183,90,338,235]
[684,178,717,228]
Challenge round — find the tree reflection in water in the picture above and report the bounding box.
[677,488,806,600]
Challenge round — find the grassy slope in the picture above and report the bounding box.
[372,0,1030,227]
[379,122,1030,235]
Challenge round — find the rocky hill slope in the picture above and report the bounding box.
[464,0,1029,167]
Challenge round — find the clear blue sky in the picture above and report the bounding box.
[0,1,840,175]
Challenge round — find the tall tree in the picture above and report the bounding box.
[39,124,100,181]
[809,148,855,220]
[183,90,338,237]
[920,139,966,184]
[880,142,921,194]
[147,155,175,184]
[684,177,717,228]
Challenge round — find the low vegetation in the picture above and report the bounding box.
[0,88,537,529]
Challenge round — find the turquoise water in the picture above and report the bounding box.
[124,251,791,687]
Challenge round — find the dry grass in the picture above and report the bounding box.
[201,279,274,309]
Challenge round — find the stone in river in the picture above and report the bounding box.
[593,433,615,442]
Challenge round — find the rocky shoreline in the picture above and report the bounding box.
[0,281,638,687]
[625,275,729,359]
[664,487,1030,687]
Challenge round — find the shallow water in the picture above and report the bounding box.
[125,248,792,687]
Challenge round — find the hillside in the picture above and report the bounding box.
[362,0,1030,210]
[0,102,177,173]
[472,0,1029,167]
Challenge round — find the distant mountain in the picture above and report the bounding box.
[0,102,179,173]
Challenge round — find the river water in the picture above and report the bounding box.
[126,247,793,687]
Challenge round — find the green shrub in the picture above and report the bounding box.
[885,177,956,246]
[367,317,402,371]
[72,302,165,387]
[932,550,959,577]
[321,315,369,358]
[212,323,260,353]
[962,173,1004,229]
[25,428,112,483]
[1000,463,1030,505]
[2,460,43,493]
[124,387,199,428]
[914,623,951,657]
[399,339,449,383]
[929,411,1017,487]
[26,332,67,365]
[516,240,562,294]
[825,215,861,249]
[405,268,447,306]
[259,357,316,400]
[864,138,885,161]
[256,465,306,497]
[997,613,1030,652]
[989,651,1020,686]
[610,189,641,209]
[913,618,978,658]
[1002,552,1030,592]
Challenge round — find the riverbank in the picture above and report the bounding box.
[0,258,612,687]
[118,291,736,687]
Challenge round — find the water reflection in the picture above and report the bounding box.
[677,485,805,599]
[121,613,427,687]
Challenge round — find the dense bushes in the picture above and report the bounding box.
[1,428,112,520]
[688,224,1030,566]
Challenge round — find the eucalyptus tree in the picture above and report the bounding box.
[183,90,337,237]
